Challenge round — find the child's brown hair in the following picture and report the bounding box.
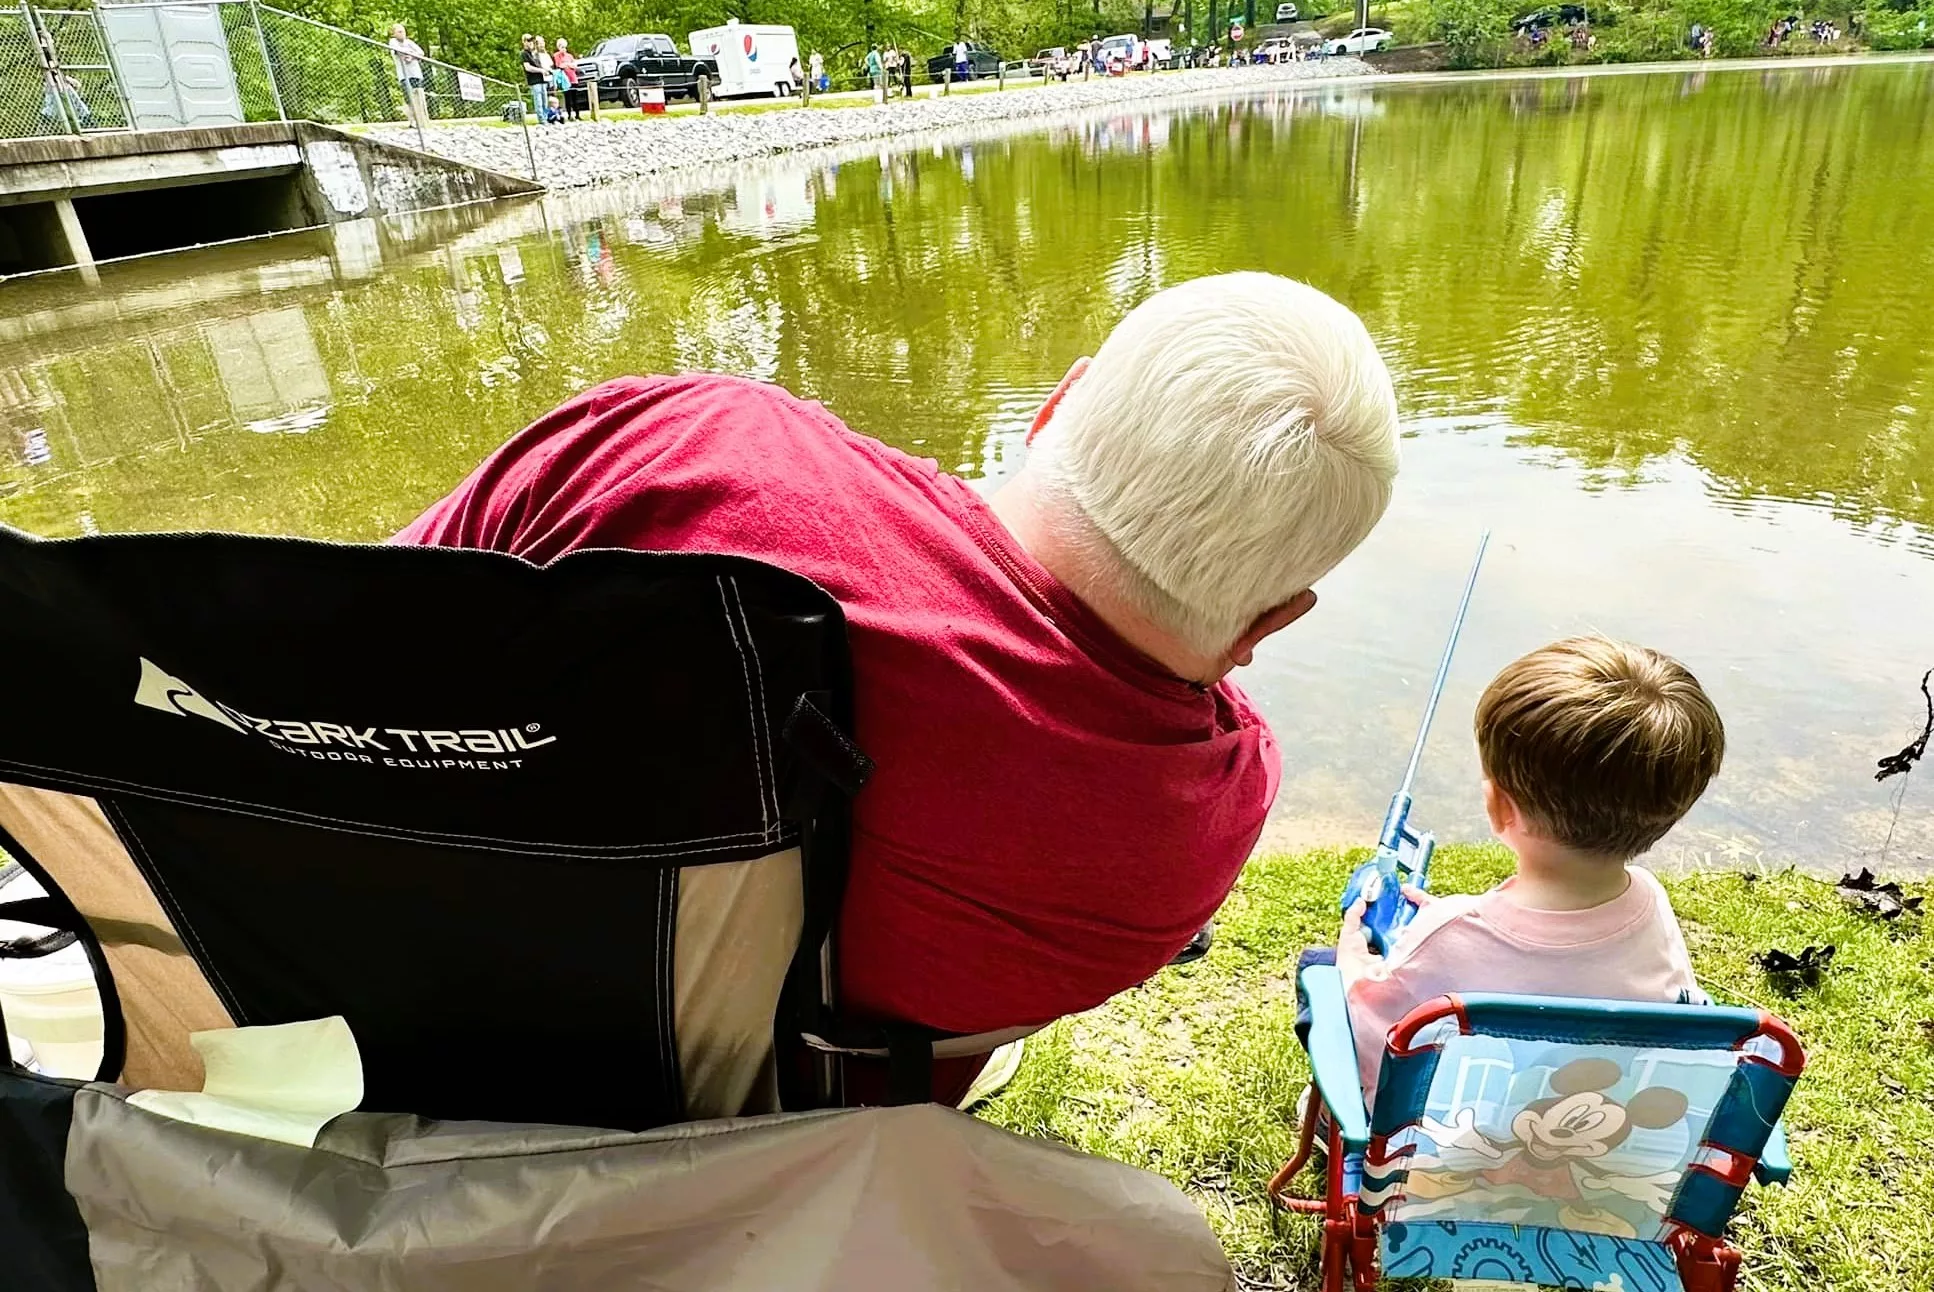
[1475,636,1724,859]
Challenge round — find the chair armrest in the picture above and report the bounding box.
[1297,963,1371,1153]
[1754,1120,1792,1187]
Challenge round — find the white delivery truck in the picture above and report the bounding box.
[687,20,800,98]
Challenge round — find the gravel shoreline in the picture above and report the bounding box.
[368,61,1373,188]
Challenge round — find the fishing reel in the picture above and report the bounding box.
[1340,792,1436,957]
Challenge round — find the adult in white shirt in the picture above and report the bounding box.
[388,23,429,134]
[953,39,969,80]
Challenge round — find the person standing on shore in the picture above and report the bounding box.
[533,36,564,123]
[553,38,583,121]
[953,37,970,81]
[388,23,429,135]
[520,34,546,121]
[865,45,884,97]
[809,49,826,92]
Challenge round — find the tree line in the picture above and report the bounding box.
[1413,0,1932,65]
[280,0,1222,82]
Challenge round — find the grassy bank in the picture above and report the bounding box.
[979,843,1933,1290]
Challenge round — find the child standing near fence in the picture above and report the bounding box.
[1334,636,1723,1099]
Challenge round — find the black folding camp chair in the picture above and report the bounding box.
[0,525,904,1282]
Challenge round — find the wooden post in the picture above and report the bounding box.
[997,60,1005,89]
[698,73,710,114]
[943,65,951,95]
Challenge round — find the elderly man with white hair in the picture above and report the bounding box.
[400,272,1400,1111]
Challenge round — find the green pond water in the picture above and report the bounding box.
[4,61,1934,871]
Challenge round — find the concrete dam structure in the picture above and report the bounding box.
[0,122,540,281]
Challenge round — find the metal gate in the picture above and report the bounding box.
[0,1,537,180]
[97,3,243,129]
[0,4,134,136]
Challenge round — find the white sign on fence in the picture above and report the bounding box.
[457,71,486,102]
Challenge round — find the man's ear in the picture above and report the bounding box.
[1028,357,1090,445]
[1227,590,1317,667]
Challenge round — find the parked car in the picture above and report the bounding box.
[1031,46,1074,77]
[1512,4,1589,30]
[1275,2,1300,19]
[1255,36,1295,62]
[580,33,718,105]
[1324,26,1394,53]
[1145,37,1174,66]
[927,43,1002,80]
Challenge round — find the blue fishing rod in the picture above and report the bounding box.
[1341,530,1491,955]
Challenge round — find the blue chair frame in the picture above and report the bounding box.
[1268,966,1804,1292]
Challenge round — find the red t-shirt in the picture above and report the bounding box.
[397,375,1279,1033]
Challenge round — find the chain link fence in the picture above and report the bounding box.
[0,1,535,179]
[253,5,529,136]
[1,4,131,137]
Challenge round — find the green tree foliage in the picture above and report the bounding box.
[1421,0,1514,64]
[1865,1,1934,46]
[277,0,1162,83]
[1409,0,1918,64]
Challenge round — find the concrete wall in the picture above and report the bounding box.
[0,123,539,278]
[289,123,539,225]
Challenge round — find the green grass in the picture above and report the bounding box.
[978,844,1934,1290]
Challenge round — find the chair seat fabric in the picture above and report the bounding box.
[1380,1219,1682,1290]
[6,1068,1237,1292]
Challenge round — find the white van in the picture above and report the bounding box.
[688,20,801,97]
[1098,33,1148,69]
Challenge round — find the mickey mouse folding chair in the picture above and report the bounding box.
[1269,965,1804,1292]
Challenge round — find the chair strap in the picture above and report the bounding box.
[883,1023,934,1106]
[781,694,875,795]
[0,896,81,960]
[801,1021,1044,1062]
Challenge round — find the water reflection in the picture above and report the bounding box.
[3,63,1934,871]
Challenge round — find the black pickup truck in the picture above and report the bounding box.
[579,33,719,104]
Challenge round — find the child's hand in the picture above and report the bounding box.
[1337,896,1382,978]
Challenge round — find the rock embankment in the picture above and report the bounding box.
[368,60,1372,187]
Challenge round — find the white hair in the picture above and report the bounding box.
[1030,272,1400,656]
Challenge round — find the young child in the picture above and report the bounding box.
[1338,635,1724,1100]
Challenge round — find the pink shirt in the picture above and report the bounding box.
[397,374,1280,1035]
[1340,867,1697,1100]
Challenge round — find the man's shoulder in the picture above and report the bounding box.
[570,375,971,562]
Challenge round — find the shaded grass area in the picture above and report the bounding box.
[979,844,1933,1290]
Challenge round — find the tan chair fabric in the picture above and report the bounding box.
[0,779,799,1118]
[674,847,801,1119]
[0,785,230,1090]
[68,1093,1238,1292]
